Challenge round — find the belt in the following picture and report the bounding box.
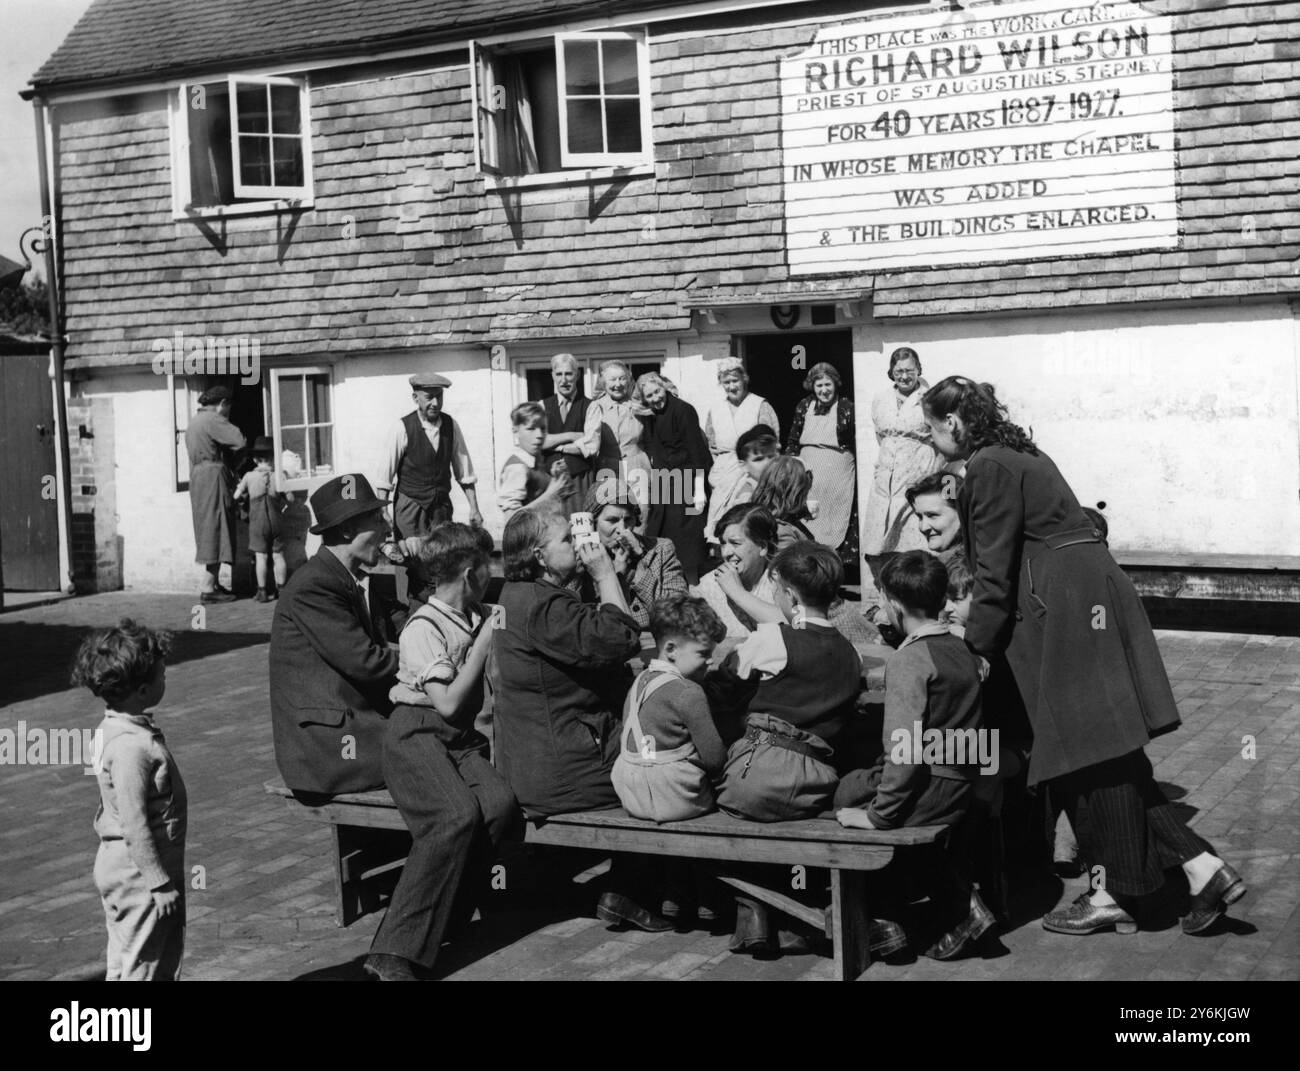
[742,725,827,763]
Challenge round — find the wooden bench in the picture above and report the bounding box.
[265,779,946,980]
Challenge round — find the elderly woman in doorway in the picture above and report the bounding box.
[492,507,673,932]
[923,375,1246,938]
[584,360,650,511]
[635,371,712,585]
[861,347,944,589]
[703,358,780,547]
[785,362,858,567]
[186,385,246,602]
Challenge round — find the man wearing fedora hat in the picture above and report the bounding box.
[270,473,399,803]
[379,373,483,539]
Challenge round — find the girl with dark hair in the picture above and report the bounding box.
[696,503,780,637]
[750,455,816,551]
[923,376,1245,937]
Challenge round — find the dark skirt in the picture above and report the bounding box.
[189,461,237,565]
[644,503,706,576]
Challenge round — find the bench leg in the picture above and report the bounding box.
[830,869,872,981]
[333,825,365,928]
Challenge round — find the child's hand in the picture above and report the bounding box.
[836,807,875,830]
[152,885,181,917]
[975,655,990,682]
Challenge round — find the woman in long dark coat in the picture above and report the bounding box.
[186,385,245,602]
[635,373,712,584]
[922,376,1245,937]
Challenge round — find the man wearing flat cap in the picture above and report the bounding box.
[185,384,246,602]
[379,373,482,539]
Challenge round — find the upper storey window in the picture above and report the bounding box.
[474,31,652,178]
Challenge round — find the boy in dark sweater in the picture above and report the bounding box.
[835,550,993,960]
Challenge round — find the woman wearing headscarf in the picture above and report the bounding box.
[703,358,780,547]
[922,376,1246,938]
[861,347,944,586]
[635,372,712,585]
[185,385,246,602]
[785,362,858,568]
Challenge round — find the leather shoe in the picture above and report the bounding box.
[1042,891,1137,935]
[868,918,908,958]
[200,589,237,604]
[924,889,997,960]
[1182,863,1246,935]
[596,891,673,933]
[362,953,421,981]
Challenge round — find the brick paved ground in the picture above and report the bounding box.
[1,592,1296,982]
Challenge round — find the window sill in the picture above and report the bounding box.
[484,164,654,191]
[173,198,314,221]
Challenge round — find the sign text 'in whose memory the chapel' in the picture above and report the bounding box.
[781,0,1177,274]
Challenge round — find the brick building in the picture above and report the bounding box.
[23,0,1300,593]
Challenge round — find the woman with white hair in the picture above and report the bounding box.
[583,359,651,513]
[703,358,780,545]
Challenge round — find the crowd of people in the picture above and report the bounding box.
[79,354,1245,981]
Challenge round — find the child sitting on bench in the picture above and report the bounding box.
[835,551,991,960]
[613,594,729,823]
[710,541,862,955]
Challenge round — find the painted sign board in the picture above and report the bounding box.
[782,0,1178,273]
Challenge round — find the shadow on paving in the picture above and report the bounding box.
[0,621,270,708]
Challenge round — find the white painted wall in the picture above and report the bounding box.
[854,300,1300,558]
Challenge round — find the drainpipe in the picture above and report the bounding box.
[32,97,75,593]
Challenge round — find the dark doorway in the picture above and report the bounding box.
[0,350,60,590]
[738,329,854,447]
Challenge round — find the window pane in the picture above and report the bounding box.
[270,84,301,134]
[311,427,334,475]
[605,99,642,154]
[236,84,269,132]
[603,39,639,95]
[239,136,272,186]
[279,375,304,426]
[566,99,604,154]
[187,85,232,206]
[563,40,601,96]
[307,374,330,422]
[272,137,304,187]
[280,427,306,474]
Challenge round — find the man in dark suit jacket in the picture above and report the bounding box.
[540,353,602,512]
[270,475,399,797]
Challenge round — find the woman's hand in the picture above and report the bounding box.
[714,560,744,597]
[578,539,615,582]
[975,655,991,682]
[614,528,645,559]
[611,541,632,576]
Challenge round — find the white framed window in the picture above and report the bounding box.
[171,75,314,216]
[269,367,334,492]
[473,30,652,179]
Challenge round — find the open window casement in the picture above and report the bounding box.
[473,43,504,175]
[229,75,312,200]
[555,31,650,169]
